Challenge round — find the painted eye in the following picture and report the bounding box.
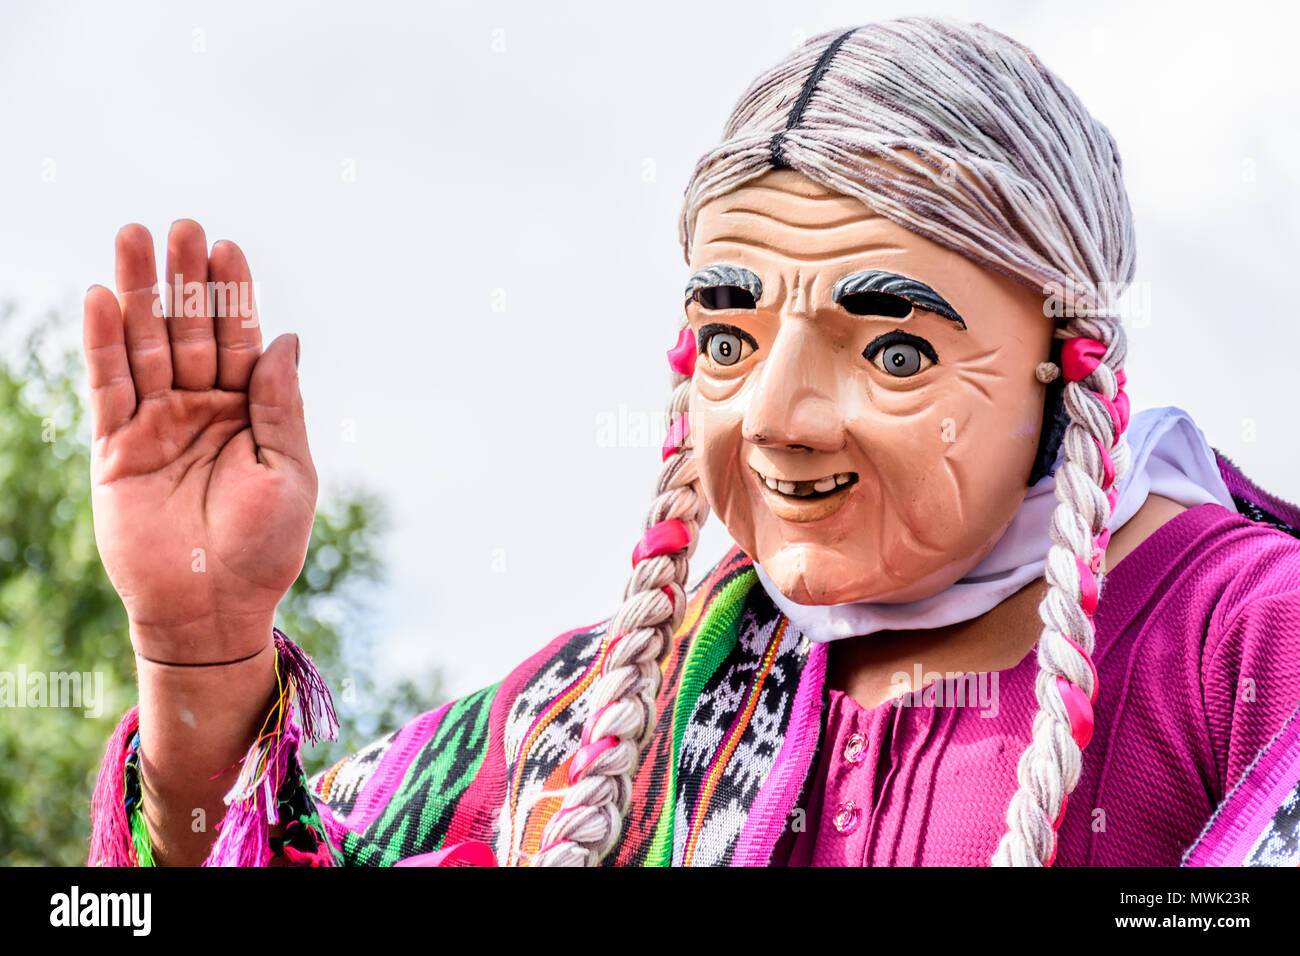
[707,331,746,365]
[863,331,937,378]
[692,285,757,310]
[879,343,924,376]
[699,323,757,367]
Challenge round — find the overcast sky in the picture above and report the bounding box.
[3,0,1298,703]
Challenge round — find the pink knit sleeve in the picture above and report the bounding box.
[1202,537,1300,797]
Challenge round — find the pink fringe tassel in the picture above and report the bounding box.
[203,631,338,867]
[203,712,304,867]
[87,705,141,867]
[272,628,339,747]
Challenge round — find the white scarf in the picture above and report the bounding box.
[752,406,1234,642]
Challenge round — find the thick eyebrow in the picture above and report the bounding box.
[832,270,967,330]
[684,263,763,305]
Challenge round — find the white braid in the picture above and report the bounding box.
[993,316,1129,864]
[530,336,708,866]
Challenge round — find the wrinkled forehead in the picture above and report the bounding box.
[688,167,1049,320]
[689,169,970,307]
[689,170,881,261]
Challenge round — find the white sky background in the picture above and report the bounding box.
[2,0,1298,701]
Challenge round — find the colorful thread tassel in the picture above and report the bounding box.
[87,629,339,868]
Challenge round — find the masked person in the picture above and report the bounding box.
[87,17,1300,868]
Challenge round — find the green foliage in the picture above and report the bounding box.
[0,306,441,865]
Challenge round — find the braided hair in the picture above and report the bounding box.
[533,15,1134,867]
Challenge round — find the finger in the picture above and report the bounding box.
[83,284,136,439]
[114,224,172,400]
[165,219,217,389]
[248,333,312,474]
[209,239,263,391]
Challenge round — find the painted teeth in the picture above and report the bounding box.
[758,470,856,498]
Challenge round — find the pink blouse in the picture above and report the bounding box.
[785,503,1300,866]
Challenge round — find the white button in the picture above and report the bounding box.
[843,733,866,765]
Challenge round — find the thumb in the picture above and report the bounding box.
[248,333,312,474]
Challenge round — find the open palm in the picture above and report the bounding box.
[84,221,316,662]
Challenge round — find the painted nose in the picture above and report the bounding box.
[741,321,844,453]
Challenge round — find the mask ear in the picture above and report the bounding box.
[1027,336,1068,486]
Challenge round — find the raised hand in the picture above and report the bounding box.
[84,221,316,663]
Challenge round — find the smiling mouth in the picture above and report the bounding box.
[750,465,859,522]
